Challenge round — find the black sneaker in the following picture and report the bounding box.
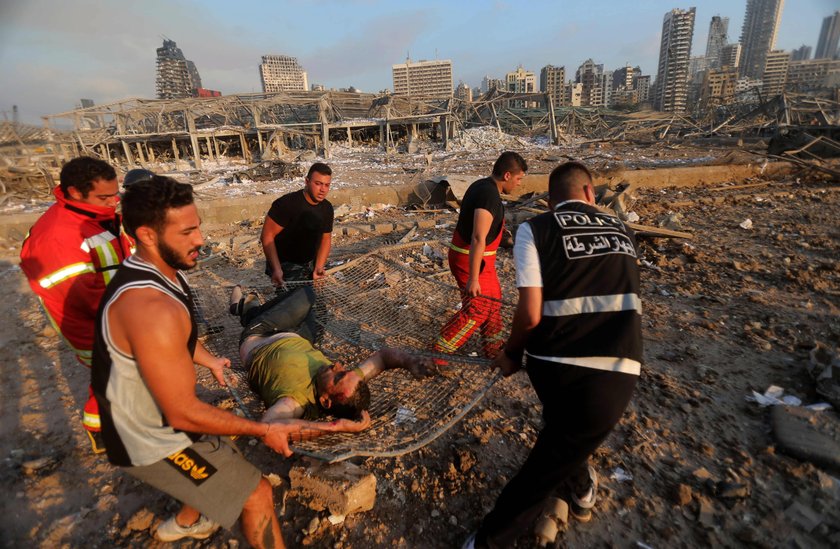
[86,430,106,455]
[570,465,597,522]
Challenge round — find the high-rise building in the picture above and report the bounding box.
[736,76,763,92]
[506,66,536,94]
[786,58,840,91]
[689,56,709,77]
[481,76,494,93]
[455,81,473,102]
[739,0,785,79]
[654,7,696,112]
[701,65,739,105]
[721,43,742,68]
[612,65,635,90]
[601,70,614,107]
[761,50,790,96]
[155,39,203,99]
[815,11,840,59]
[706,16,730,69]
[540,65,566,107]
[575,59,606,107]
[610,87,639,107]
[392,58,453,97]
[688,57,708,108]
[481,76,505,94]
[634,74,652,103]
[259,55,308,93]
[606,66,646,107]
[565,82,583,106]
[506,66,537,107]
[791,45,812,61]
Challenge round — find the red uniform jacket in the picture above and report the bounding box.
[20,187,133,365]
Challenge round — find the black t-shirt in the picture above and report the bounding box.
[266,190,334,265]
[454,177,504,245]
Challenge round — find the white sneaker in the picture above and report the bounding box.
[570,465,598,522]
[461,532,477,549]
[155,514,219,542]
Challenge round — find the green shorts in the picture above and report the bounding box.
[123,436,261,529]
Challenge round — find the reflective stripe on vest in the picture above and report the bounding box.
[448,242,496,256]
[38,262,96,289]
[543,293,642,317]
[81,231,122,284]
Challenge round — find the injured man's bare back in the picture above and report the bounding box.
[231,286,434,434]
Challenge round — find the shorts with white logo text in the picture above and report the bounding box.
[123,435,261,529]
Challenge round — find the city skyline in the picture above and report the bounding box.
[0,0,836,124]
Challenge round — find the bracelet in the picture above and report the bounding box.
[503,346,524,363]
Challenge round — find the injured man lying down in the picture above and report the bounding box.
[230,286,434,436]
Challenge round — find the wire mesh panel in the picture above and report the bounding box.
[190,240,513,462]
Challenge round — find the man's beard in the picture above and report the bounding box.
[304,187,323,203]
[159,239,199,271]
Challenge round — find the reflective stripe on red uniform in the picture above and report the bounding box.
[83,386,101,431]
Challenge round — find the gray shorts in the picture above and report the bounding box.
[124,436,261,529]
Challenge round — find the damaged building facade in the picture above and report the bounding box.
[156,39,203,100]
[260,55,309,93]
[392,59,453,97]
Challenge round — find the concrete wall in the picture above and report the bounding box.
[0,161,795,242]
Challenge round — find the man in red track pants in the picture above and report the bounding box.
[435,152,527,357]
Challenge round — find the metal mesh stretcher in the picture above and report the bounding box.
[191,241,512,463]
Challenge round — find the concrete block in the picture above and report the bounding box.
[416,219,436,229]
[290,461,376,516]
[373,222,395,234]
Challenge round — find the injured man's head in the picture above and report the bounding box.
[313,362,371,419]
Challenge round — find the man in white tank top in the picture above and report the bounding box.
[93,177,368,547]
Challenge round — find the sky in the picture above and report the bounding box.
[0,0,836,124]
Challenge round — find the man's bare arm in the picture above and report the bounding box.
[260,216,285,286]
[109,289,292,455]
[313,232,332,279]
[354,348,436,381]
[467,208,493,297]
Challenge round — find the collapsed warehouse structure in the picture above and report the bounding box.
[1,90,839,200]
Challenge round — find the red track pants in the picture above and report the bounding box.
[435,245,504,357]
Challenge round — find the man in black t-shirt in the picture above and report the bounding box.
[435,151,527,357]
[260,163,334,286]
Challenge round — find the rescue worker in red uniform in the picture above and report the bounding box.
[20,157,133,453]
[435,152,527,357]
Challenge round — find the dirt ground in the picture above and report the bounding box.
[1,148,839,548]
